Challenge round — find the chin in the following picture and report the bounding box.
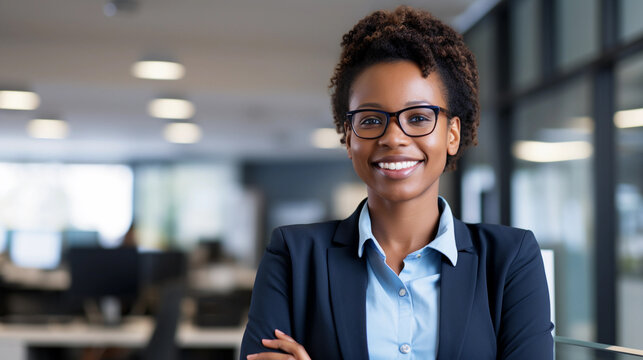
[369,184,431,204]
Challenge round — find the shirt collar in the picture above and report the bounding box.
[357,196,458,266]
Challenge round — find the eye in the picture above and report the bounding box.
[409,115,429,123]
[360,117,382,125]
[357,115,384,128]
[407,114,433,126]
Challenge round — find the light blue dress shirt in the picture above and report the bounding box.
[357,196,458,360]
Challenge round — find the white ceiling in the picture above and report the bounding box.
[0,0,484,163]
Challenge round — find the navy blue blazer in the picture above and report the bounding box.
[240,201,554,360]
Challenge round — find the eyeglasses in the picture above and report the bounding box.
[345,105,450,139]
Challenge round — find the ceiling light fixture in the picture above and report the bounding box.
[0,90,40,110]
[512,140,593,163]
[147,98,195,119]
[311,128,342,149]
[131,60,185,80]
[614,108,643,128]
[27,119,69,139]
[163,121,202,144]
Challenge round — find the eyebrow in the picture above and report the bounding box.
[356,100,432,109]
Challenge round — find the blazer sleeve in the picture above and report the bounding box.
[498,230,554,360]
[240,227,293,358]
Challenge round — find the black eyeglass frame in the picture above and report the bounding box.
[345,105,451,139]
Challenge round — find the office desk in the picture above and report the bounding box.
[0,316,245,360]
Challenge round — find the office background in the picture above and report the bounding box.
[0,0,642,359]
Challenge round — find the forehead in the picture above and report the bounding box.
[348,60,447,110]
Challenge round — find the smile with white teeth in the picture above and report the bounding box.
[377,161,419,170]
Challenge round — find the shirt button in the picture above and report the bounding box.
[399,343,411,354]
[398,288,407,297]
[416,254,422,259]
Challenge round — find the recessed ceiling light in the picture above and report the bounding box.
[148,98,195,119]
[27,119,69,139]
[163,122,202,144]
[614,108,643,128]
[512,140,593,163]
[131,60,185,80]
[311,128,342,149]
[0,90,40,110]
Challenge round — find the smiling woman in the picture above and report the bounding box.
[241,6,553,360]
[344,62,460,207]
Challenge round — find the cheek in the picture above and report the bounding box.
[420,138,449,170]
[349,141,367,165]
[426,125,452,155]
[348,141,374,177]
[423,136,447,155]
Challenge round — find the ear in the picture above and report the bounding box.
[447,116,460,156]
[344,122,353,159]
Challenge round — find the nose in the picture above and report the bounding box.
[377,116,411,147]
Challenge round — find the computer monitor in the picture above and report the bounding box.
[68,247,139,299]
[138,250,187,288]
[8,230,63,270]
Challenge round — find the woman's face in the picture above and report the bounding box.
[346,60,460,204]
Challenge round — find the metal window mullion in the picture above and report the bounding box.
[592,60,617,348]
[541,0,556,77]
[496,2,513,226]
[593,0,619,347]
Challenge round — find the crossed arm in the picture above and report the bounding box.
[245,329,311,360]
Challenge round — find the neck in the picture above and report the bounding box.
[367,188,442,257]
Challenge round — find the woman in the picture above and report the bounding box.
[241,6,553,360]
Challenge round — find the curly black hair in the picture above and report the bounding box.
[329,6,479,171]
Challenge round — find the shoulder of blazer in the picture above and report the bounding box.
[459,221,530,242]
[454,220,537,263]
[272,221,341,249]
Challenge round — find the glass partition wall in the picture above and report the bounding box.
[463,0,643,352]
[512,77,595,340]
[615,52,643,351]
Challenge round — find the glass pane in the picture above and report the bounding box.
[615,51,643,350]
[556,0,600,71]
[511,0,541,90]
[463,16,500,224]
[511,76,594,341]
[134,163,257,263]
[465,16,497,107]
[621,0,643,42]
[461,111,500,224]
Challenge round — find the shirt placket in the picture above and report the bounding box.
[396,257,416,359]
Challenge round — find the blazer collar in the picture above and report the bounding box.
[453,218,475,253]
[328,198,369,360]
[332,198,366,247]
[437,219,478,360]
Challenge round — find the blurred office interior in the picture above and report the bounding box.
[0,0,642,359]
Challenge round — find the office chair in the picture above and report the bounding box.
[140,281,184,360]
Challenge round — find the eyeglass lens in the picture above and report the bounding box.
[350,107,437,138]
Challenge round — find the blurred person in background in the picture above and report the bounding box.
[241,6,553,360]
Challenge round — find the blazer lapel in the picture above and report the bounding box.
[327,201,369,360]
[437,219,478,360]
